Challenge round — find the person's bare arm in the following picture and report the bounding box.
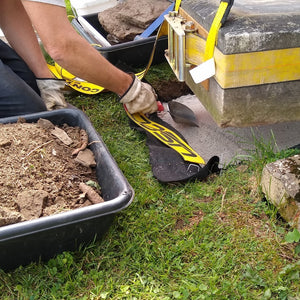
[22,0,158,114]
[0,0,53,78]
[22,1,132,95]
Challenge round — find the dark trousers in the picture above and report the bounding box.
[0,40,46,118]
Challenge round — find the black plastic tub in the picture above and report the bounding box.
[71,13,168,67]
[0,108,134,271]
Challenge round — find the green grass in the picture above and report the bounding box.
[1,1,300,298]
[0,61,299,299]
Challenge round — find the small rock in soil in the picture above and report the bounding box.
[75,149,97,168]
[16,190,49,220]
[0,139,12,147]
[37,118,55,130]
[51,127,73,145]
[0,207,22,226]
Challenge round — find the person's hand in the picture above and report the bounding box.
[119,75,158,114]
[36,79,68,110]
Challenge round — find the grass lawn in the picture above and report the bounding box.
[0,1,299,299]
[0,60,299,299]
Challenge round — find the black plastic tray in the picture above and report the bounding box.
[71,13,168,67]
[0,108,134,271]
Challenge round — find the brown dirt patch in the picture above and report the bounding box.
[0,118,102,227]
[175,210,204,231]
[152,78,192,102]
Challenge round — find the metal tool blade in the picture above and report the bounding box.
[167,101,199,127]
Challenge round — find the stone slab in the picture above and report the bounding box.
[98,0,170,42]
[181,0,300,54]
[179,0,300,127]
[185,72,300,127]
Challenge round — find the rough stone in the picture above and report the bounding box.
[261,155,300,230]
[98,0,170,43]
[75,149,97,168]
[51,127,73,145]
[0,207,22,226]
[16,190,49,220]
[182,0,300,54]
[37,118,55,130]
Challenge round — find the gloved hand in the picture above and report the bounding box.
[119,74,158,115]
[36,78,68,110]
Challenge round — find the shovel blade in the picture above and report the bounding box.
[168,101,199,127]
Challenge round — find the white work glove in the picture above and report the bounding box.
[36,78,68,110]
[119,74,158,115]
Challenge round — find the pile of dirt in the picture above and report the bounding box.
[0,118,103,227]
[152,78,193,102]
[98,0,170,43]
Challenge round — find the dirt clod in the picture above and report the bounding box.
[16,190,48,220]
[75,149,97,168]
[51,126,73,145]
[0,207,22,227]
[152,79,192,102]
[79,182,104,204]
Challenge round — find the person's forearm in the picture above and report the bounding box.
[22,1,132,95]
[52,33,132,95]
[0,0,52,78]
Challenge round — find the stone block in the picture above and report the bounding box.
[261,155,300,230]
[98,0,170,43]
[180,0,300,127]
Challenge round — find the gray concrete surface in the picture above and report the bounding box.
[158,94,300,166]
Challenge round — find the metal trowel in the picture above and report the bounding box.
[157,101,199,127]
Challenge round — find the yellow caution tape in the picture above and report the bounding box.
[50,60,205,165]
[125,109,205,165]
[54,63,105,94]
[65,80,104,94]
[48,63,104,94]
[47,63,62,79]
